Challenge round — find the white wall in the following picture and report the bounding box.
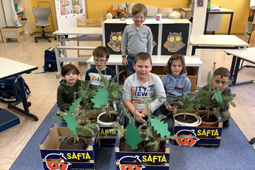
[191,0,208,35]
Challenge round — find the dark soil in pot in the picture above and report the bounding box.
[59,136,89,162]
[196,110,219,127]
[99,114,117,122]
[175,114,197,123]
[59,136,88,150]
[119,137,144,152]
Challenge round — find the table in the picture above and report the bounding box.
[87,55,203,86]
[190,35,249,55]
[53,27,103,78]
[204,8,234,35]
[0,58,38,121]
[0,27,26,43]
[224,48,255,86]
[181,8,191,20]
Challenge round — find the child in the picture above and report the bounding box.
[202,67,232,127]
[85,46,117,90]
[123,52,166,127]
[160,54,191,115]
[121,3,153,77]
[57,64,82,111]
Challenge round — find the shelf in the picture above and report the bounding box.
[16,10,25,14]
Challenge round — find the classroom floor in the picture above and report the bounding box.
[0,33,255,170]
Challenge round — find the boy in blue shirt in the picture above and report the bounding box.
[85,46,117,90]
[121,3,153,77]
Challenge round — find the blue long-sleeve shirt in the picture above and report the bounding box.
[161,73,191,105]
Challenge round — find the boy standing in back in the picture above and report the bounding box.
[121,3,153,77]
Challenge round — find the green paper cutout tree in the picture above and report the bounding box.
[214,86,223,104]
[91,88,108,108]
[151,118,170,138]
[69,97,82,115]
[63,114,78,141]
[124,123,143,150]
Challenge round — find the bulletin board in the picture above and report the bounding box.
[104,23,127,54]
[161,24,190,55]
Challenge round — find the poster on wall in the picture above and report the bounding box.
[161,24,189,55]
[59,0,84,16]
[147,24,159,55]
[197,0,204,7]
[104,23,127,54]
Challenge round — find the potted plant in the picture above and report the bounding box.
[192,71,236,127]
[166,94,202,127]
[56,97,99,151]
[92,70,124,127]
[107,103,145,152]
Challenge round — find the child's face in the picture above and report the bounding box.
[64,70,78,86]
[171,60,183,78]
[133,59,152,80]
[212,75,229,91]
[94,56,108,71]
[133,12,145,27]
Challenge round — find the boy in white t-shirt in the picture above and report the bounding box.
[123,52,166,127]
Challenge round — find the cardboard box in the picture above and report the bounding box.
[173,109,223,148]
[115,136,171,170]
[79,109,124,146]
[39,124,99,170]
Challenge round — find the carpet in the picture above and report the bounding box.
[10,104,255,170]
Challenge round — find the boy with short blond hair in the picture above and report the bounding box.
[85,46,117,90]
[121,3,153,77]
[202,67,232,127]
[123,52,166,127]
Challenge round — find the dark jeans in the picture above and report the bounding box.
[126,55,135,77]
[124,108,162,128]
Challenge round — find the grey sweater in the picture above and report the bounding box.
[123,73,166,113]
[121,24,153,57]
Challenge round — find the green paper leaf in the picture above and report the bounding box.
[124,123,143,150]
[63,114,78,138]
[214,87,223,104]
[69,97,82,113]
[151,118,170,138]
[91,88,108,108]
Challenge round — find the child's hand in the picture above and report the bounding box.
[104,104,109,109]
[166,105,174,112]
[122,57,128,66]
[141,108,148,117]
[135,112,145,123]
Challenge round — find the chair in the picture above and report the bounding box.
[76,18,102,64]
[240,30,255,70]
[32,8,56,43]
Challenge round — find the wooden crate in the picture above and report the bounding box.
[39,124,99,170]
[186,67,197,92]
[173,109,223,148]
[115,137,170,170]
[150,66,197,92]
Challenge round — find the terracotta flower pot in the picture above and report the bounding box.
[196,110,219,127]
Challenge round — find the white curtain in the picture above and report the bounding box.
[10,0,22,27]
